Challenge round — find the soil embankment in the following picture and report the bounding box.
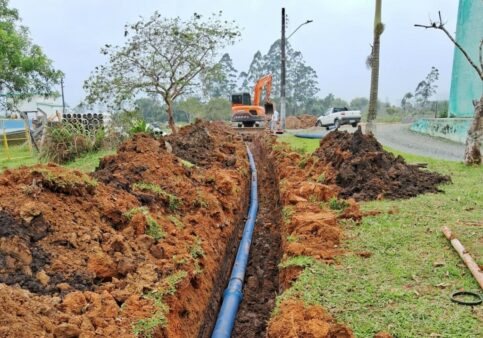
[0,121,250,338]
[310,127,451,200]
[285,114,317,129]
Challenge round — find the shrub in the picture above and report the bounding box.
[130,119,149,134]
[40,122,105,163]
[328,197,348,211]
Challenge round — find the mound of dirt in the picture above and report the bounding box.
[164,119,242,167]
[0,125,249,337]
[285,115,317,129]
[312,127,451,200]
[267,300,354,338]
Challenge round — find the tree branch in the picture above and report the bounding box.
[415,11,483,81]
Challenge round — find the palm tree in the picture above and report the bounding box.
[366,0,384,134]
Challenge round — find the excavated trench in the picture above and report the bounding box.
[231,137,283,337]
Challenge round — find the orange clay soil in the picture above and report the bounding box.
[0,121,249,338]
[285,115,317,129]
[262,136,358,337]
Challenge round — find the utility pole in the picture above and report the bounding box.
[60,77,66,115]
[280,7,286,131]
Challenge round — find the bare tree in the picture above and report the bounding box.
[416,11,483,165]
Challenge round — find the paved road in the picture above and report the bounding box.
[372,123,466,162]
[290,123,468,162]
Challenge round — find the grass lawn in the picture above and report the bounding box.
[277,134,483,337]
[0,146,115,173]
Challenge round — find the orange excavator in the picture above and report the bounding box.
[231,74,274,129]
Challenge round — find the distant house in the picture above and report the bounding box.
[8,95,66,120]
[17,95,66,119]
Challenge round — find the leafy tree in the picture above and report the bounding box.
[401,92,414,112]
[238,71,249,92]
[0,0,62,111]
[289,51,319,112]
[177,97,204,122]
[366,0,384,133]
[135,97,165,122]
[203,97,231,121]
[350,97,369,111]
[246,51,265,93]
[175,96,230,122]
[84,11,240,134]
[414,67,439,109]
[201,53,238,99]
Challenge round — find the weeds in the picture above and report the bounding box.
[180,159,195,168]
[123,207,165,240]
[192,191,208,208]
[130,119,149,134]
[286,234,299,243]
[298,156,309,169]
[328,197,348,211]
[41,122,105,164]
[133,182,181,211]
[146,217,165,240]
[279,256,317,269]
[132,271,187,337]
[189,237,205,259]
[31,167,98,194]
[317,173,326,183]
[282,206,294,222]
[168,215,184,229]
[173,255,188,266]
[308,195,318,203]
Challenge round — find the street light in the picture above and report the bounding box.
[287,20,314,40]
[279,8,313,132]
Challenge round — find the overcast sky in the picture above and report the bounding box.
[10,0,459,107]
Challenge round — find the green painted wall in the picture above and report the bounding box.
[411,118,472,143]
[448,0,483,117]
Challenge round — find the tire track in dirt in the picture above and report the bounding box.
[232,138,282,338]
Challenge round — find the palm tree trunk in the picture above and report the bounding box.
[464,97,482,165]
[366,0,383,135]
[366,34,381,134]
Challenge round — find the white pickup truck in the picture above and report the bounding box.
[315,107,361,130]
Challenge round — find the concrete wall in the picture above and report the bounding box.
[410,118,471,143]
[448,0,483,117]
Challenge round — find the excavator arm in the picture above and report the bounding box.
[252,74,272,106]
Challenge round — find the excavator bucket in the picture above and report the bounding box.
[264,102,274,115]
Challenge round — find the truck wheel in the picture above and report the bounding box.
[334,119,340,129]
[351,122,358,127]
[316,120,322,127]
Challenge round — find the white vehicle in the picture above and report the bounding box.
[315,107,361,130]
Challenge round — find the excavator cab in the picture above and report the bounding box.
[231,93,252,106]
